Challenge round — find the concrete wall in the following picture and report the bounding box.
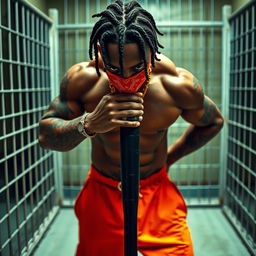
[26,0,47,14]
[232,0,251,12]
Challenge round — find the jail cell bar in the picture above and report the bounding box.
[51,0,226,206]
[0,1,59,255]
[222,1,256,255]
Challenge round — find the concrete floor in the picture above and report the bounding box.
[33,208,250,256]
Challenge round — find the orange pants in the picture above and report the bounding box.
[74,165,194,256]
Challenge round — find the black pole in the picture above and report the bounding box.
[120,116,140,256]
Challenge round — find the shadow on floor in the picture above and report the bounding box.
[33,208,250,256]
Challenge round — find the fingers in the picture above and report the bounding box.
[114,102,144,110]
[109,109,143,128]
[101,93,145,129]
[110,118,141,127]
[110,93,144,103]
[109,110,144,119]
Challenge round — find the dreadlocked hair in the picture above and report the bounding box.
[89,0,164,78]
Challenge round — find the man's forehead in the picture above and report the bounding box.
[106,42,150,64]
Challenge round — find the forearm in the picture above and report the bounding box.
[38,117,86,152]
[167,122,223,165]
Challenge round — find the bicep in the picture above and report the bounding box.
[41,96,83,120]
[181,95,223,126]
[41,64,87,121]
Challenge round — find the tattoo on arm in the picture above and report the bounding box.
[199,97,218,126]
[168,79,223,163]
[42,97,75,120]
[40,117,85,151]
[193,76,200,90]
[39,68,86,151]
[42,72,79,120]
[59,64,83,101]
[60,73,69,101]
[193,76,205,96]
[185,125,221,149]
[168,123,222,164]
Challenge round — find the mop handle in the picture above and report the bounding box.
[120,116,140,256]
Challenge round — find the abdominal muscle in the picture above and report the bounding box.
[91,129,168,180]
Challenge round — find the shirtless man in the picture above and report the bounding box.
[38,1,224,255]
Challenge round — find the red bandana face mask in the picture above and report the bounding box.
[106,69,147,93]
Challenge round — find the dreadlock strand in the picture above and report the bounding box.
[99,31,117,64]
[115,0,123,7]
[139,9,164,36]
[90,0,164,76]
[89,14,117,60]
[90,22,113,45]
[107,3,123,15]
[125,1,142,14]
[136,16,159,40]
[118,24,126,76]
[90,18,108,43]
[125,8,140,26]
[93,10,119,26]
[126,30,149,80]
[140,26,160,49]
[93,42,101,76]
[128,24,156,56]
[134,16,164,51]
[128,28,156,67]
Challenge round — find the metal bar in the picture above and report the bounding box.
[16,0,52,24]
[0,88,50,93]
[0,1,57,255]
[0,24,49,47]
[0,58,50,69]
[0,157,54,222]
[225,183,255,219]
[0,2,2,95]
[3,93,13,256]
[19,5,30,253]
[57,21,223,30]
[223,0,256,254]
[120,124,140,256]
[12,2,22,252]
[4,0,15,253]
[0,107,47,122]
[219,5,232,204]
[30,11,36,238]
[2,184,57,250]
[229,0,256,22]
[187,9,192,203]
[49,8,64,204]
[208,0,215,203]
[75,0,79,63]
[251,3,256,244]
[198,0,204,202]
[178,0,181,21]
[241,9,247,233]
[24,7,35,250]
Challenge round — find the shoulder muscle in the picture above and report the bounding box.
[162,67,204,110]
[42,62,99,120]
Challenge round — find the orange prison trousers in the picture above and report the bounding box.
[74,165,194,256]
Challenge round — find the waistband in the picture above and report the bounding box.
[88,165,168,189]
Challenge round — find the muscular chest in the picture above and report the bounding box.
[140,83,181,132]
[82,76,182,133]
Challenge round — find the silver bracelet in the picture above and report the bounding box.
[77,113,96,138]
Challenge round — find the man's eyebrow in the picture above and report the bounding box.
[108,62,144,69]
[130,62,144,68]
[107,63,120,69]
